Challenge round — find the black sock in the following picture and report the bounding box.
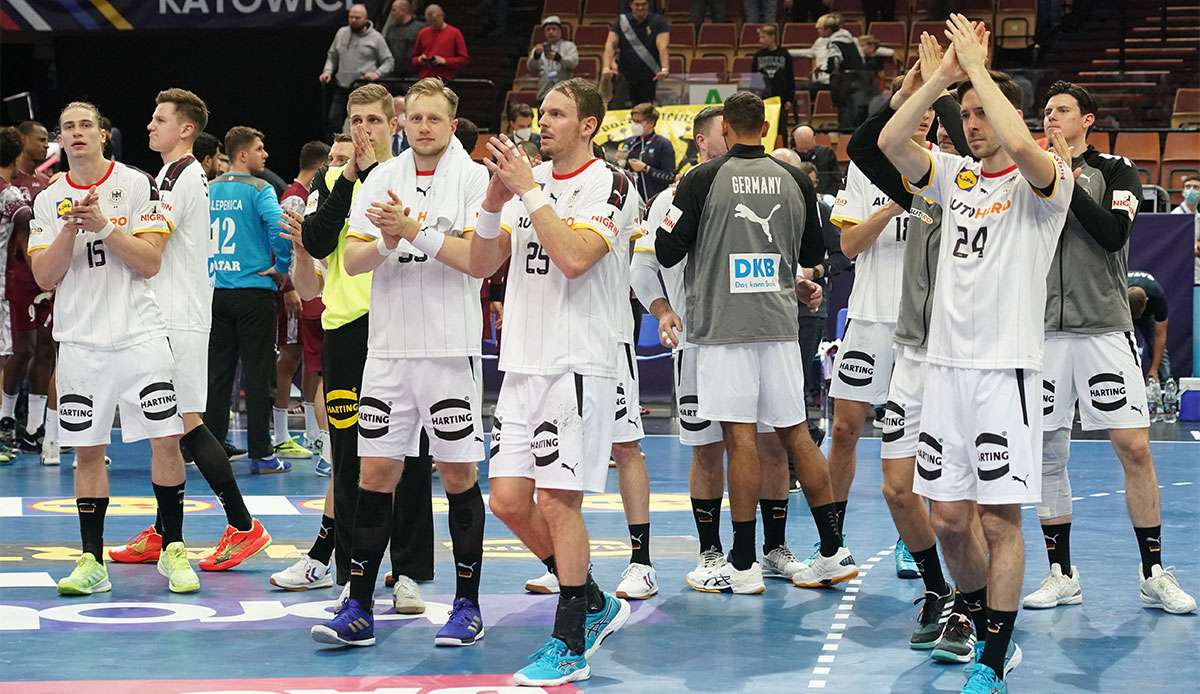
[909,543,950,596]
[1134,525,1162,578]
[182,425,253,531]
[833,499,848,536]
[553,585,588,655]
[979,608,1017,678]
[542,554,558,576]
[152,482,186,546]
[77,497,109,559]
[628,522,651,566]
[731,519,757,570]
[759,499,788,553]
[348,489,393,606]
[586,571,606,613]
[961,585,988,636]
[1041,522,1072,575]
[691,497,723,554]
[446,484,485,603]
[809,502,842,557]
[154,511,164,536]
[308,514,336,564]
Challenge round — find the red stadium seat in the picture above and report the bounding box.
[1086,131,1112,154]
[1171,88,1200,128]
[1114,131,1162,185]
[783,23,818,48]
[574,24,611,53]
[996,0,1036,49]
[583,0,620,22]
[696,22,738,61]
[542,0,582,24]
[1162,132,1200,192]
[575,56,600,81]
[732,55,755,75]
[811,90,838,129]
[690,55,728,80]
[670,24,696,50]
[739,23,775,50]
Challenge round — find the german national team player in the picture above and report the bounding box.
[108,89,273,573]
[469,78,632,687]
[881,17,1075,692]
[30,101,198,596]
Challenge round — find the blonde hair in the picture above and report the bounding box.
[347,83,396,120]
[156,88,209,132]
[815,13,841,31]
[405,77,459,118]
[59,100,103,127]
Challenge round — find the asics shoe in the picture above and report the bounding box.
[1022,563,1082,609]
[615,562,658,600]
[911,590,954,650]
[392,574,426,614]
[512,638,590,687]
[970,640,1022,677]
[157,541,201,593]
[762,545,805,580]
[270,556,333,590]
[584,592,631,658]
[109,525,162,563]
[686,548,729,592]
[57,553,111,595]
[962,663,1006,693]
[931,612,976,663]
[895,540,920,579]
[792,547,858,588]
[274,436,313,459]
[250,456,291,474]
[1140,564,1197,614]
[314,457,332,477]
[434,597,485,646]
[199,519,272,571]
[703,560,766,594]
[525,570,561,594]
[311,597,375,647]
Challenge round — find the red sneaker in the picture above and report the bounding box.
[198,519,272,571]
[108,525,162,563]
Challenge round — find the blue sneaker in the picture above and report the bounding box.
[251,456,291,474]
[583,592,631,658]
[512,638,590,687]
[895,540,920,579]
[434,597,485,646]
[968,640,1022,677]
[962,663,1006,693]
[314,457,332,477]
[310,597,375,646]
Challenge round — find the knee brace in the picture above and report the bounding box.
[1036,428,1072,520]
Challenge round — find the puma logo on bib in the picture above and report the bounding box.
[728,253,780,293]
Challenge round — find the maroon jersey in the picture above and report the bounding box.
[6,170,49,298]
[280,179,325,320]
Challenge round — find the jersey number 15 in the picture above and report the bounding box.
[85,240,106,268]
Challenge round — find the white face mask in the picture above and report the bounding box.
[513,127,533,141]
[629,123,644,137]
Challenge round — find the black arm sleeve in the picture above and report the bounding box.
[1069,154,1141,253]
[302,169,354,260]
[655,162,715,267]
[846,104,914,208]
[932,94,970,158]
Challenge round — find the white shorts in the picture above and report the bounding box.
[828,319,897,404]
[167,330,209,414]
[358,356,484,463]
[0,296,11,357]
[695,341,807,428]
[489,371,616,493]
[1042,331,1150,432]
[674,348,771,446]
[613,343,644,444]
[880,346,926,460]
[57,337,185,447]
[914,364,1042,505]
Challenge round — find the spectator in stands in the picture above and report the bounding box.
[391,94,409,155]
[320,3,394,135]
[194,132,223,180]
[791,125,839,195]
[455,116,479,154]
[785,0,834,22]
[507,103,541,149]
[792,13,862,87]
[690,0,727,28]
[1172,174,1199,215]
[752,25,795,136]
[382,0,425,77]
[529,16,579,100]
[858,34,896,73]
[1128,272,1171,382]
[328,133,354,167]
[603,0,670,108]
[620,102,676,201]
[412,4,469,80]
[796,159,836,207]
[743,1,777,24]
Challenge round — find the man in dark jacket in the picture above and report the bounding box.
[621,102,676,202]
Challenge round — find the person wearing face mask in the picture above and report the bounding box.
[619,102,675,202]
[507,103,541,149]
[1172,174,1200,216]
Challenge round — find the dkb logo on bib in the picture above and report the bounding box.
[59,394,94,432]
[429,398,473,441]
[728,253,781,293]
[139,382,178,421]
[1088,372,1127,412]
[837,351,875,387]
[677,395,710,432]
[532,421,560,467]
[357,397,390,439]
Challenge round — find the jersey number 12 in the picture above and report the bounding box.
[211,218,237,255]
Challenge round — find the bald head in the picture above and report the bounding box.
[391,0,412,19]
[348,3,369,30]
[792,125,816,152]
[772,147,802,166]
[425,3,445,27]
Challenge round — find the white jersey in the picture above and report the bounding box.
[636,187,690,349]
[498,158,638,377]
[613,186,643,346]
[153,156,214,333]
[29,160,170,350]
[830,160,910,323]
[905,149,1074,370]
[348,148,487,358]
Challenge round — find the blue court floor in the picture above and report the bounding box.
[0,431,1196,693]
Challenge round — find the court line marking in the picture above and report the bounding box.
[808,545,894,690]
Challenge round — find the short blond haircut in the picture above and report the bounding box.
[405,77,459,117]
[59,100,103,127]
[816,13,841,31]
[156,88,209,132]
[347,83,395,120]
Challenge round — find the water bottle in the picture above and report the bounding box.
[1146,378,1161,423]
[1163,379,1179,424]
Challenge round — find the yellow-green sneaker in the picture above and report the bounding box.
[274,436,313,459]
[57,553,112,595]
[157,541,200,593]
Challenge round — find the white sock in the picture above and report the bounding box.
[303,402,319,442]
[320,430,331,462]
[44,409,58,444]
[27,394,47,431]
[0,391,16,419]
[273,406,289,445]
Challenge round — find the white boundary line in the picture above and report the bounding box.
[807,545,894,690]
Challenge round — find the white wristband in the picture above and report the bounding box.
[521,188,550,215]
[474,210,502,239]
[376,237,395,257]
[410,227,445,258]
[94,222,115,241]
